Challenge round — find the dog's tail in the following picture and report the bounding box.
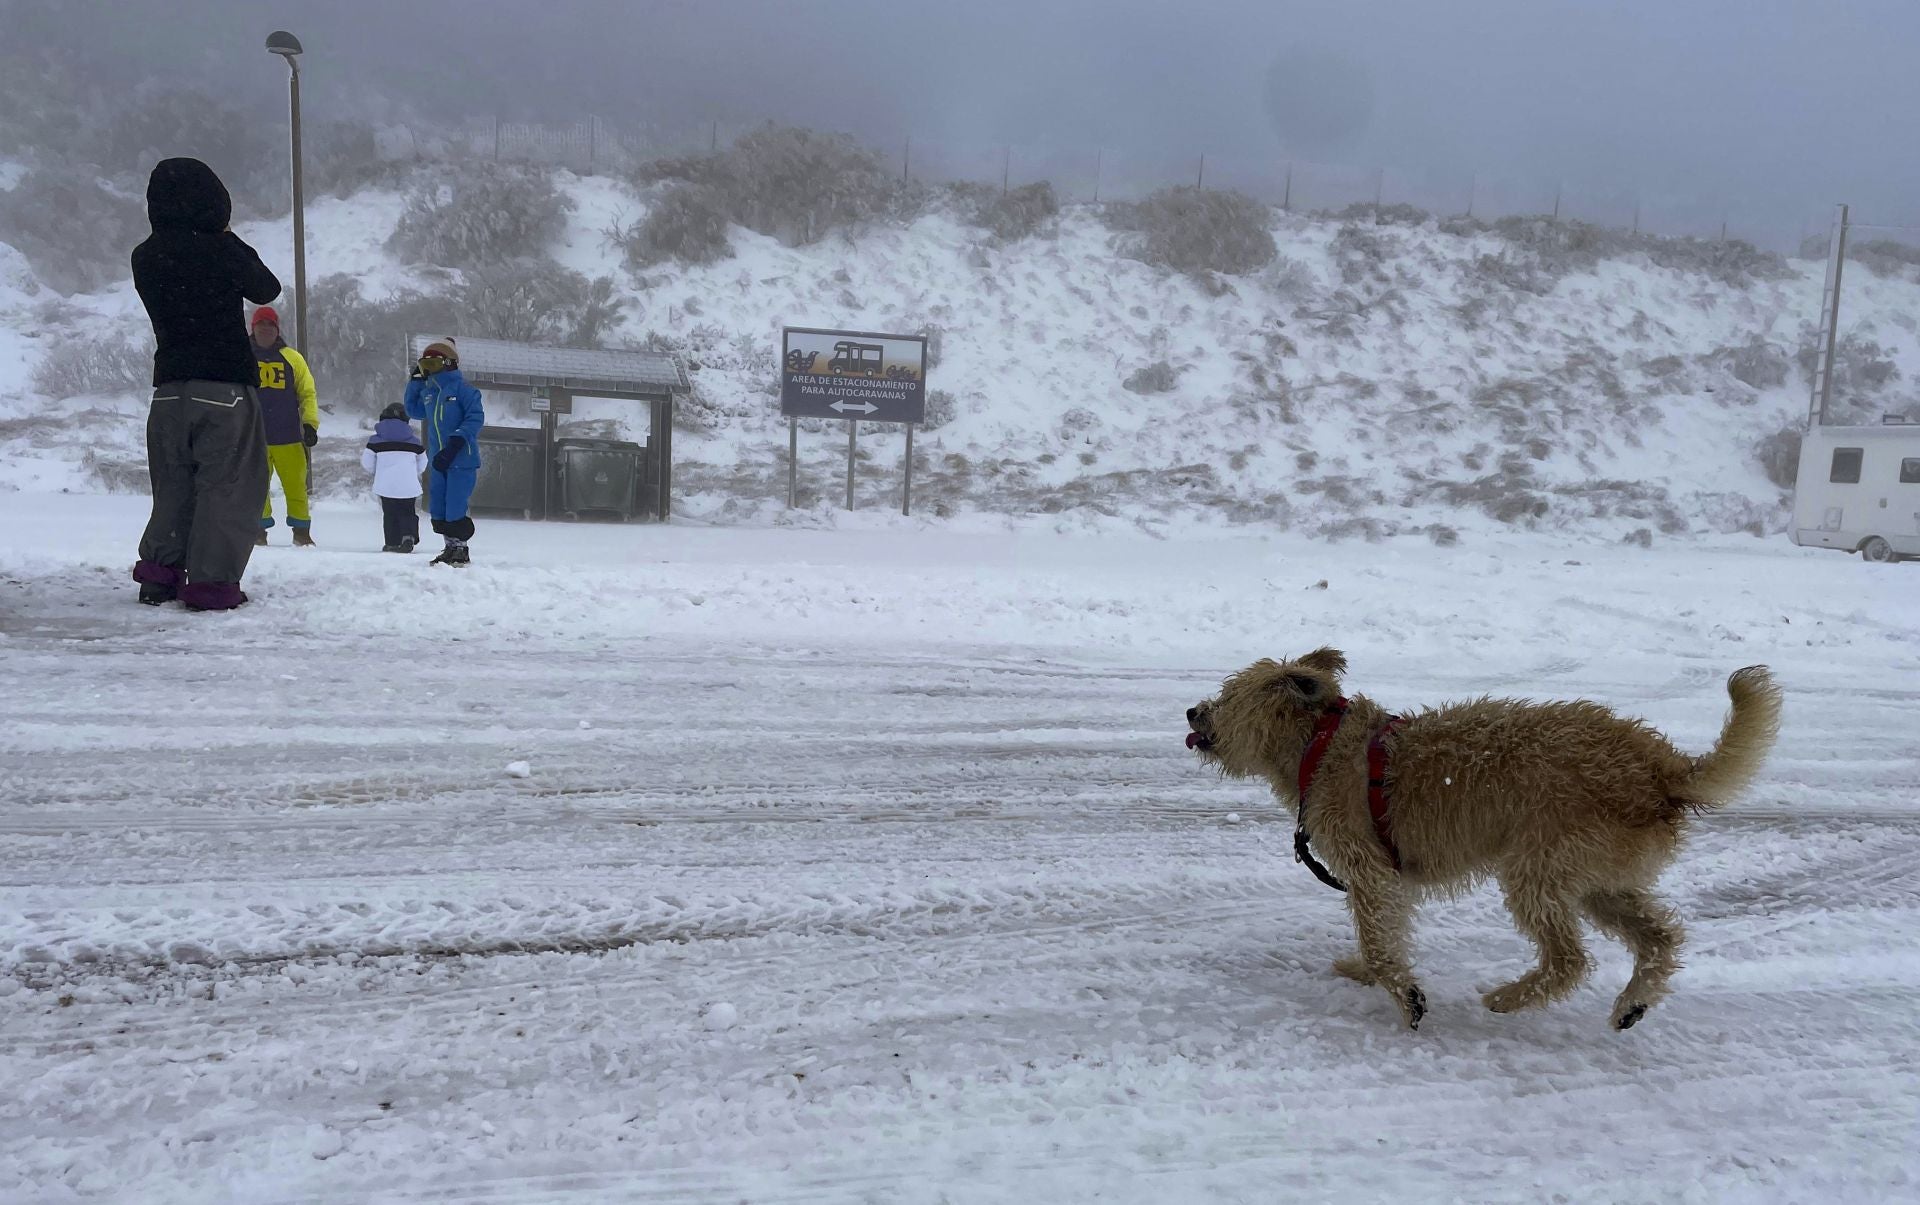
[1670,666,1782,810]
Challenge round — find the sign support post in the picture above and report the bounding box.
[787,416,798,508]
[902,424,913,516]
[846,420,857,510]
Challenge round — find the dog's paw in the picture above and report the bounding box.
[1482,979,1546,1014]
[1398,985,1427,1031]
[1612,1002,1649,1031]
[1333,954,1376,985]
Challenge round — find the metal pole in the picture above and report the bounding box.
[1002,146,1010,195]
[539,408,554,520]
[903,136,911,182]
[902,424,913,516]
[1281,163,1292,212]
[1196,154,1205,190]
[1552,185,1561,222]
[1817,204,1850,426]
[845,420,856,510]
[1093,148,1102,204]
[1465,173,1475,220]
[788,416,798,508]
[287,58,307,356]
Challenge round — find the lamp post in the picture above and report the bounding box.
[265,30,307,354]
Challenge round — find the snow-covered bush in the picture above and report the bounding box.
[612,185,733,268]
[456,255,622,343]
[1753,423,1802,489]
[1330,222,1395,286]
[1848,238,1920,279]
[634,124,912,251]
[1104,186,1277,277]
[302,274,457,415]
[1710,338,1792,390]
[31,331,152,398]
[0,167,145,294]
[922,388,957,430]
[388,163,574,269]
[1484,216,1788,289]
[307,122,403,202]
[1123,361,1180,394]
[954,181,1060,242]
[1797,329,1899,420]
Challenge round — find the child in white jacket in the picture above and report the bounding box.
[361,403,430,552]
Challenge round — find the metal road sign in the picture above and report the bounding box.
[780,327,927,424]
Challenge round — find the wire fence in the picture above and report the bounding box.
[369,113,1909,257]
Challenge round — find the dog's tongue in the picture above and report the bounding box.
[1185,732,1203,750]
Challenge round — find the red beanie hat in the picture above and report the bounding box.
[251,306,280,329]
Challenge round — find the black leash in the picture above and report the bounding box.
[1293,823,1348,893]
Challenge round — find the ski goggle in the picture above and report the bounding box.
[418,355,449,376]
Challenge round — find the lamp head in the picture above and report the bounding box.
[265,30,303,58]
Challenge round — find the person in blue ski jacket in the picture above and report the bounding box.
[403,338,484,566]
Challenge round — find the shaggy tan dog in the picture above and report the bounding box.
[1186,649,1781,1031]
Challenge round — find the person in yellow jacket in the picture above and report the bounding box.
[249,306,320,546]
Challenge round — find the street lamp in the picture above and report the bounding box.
[265,30,307,355]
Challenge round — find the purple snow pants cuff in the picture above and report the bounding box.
[178,581,250,612]
[132,560,184,587]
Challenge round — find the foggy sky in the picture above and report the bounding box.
[14,0,1920,232]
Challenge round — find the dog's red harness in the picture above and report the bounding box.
[1294,697,1405,891]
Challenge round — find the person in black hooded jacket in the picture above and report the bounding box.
[129,157,282,611]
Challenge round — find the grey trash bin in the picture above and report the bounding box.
[469,425,543,519]
[553,437,644,520]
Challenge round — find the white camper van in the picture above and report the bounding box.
[1790,422,1920,563]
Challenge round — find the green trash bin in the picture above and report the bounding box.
[553,437,644,521]
[469,425,543,520]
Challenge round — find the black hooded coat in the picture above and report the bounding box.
[131,158,281,387]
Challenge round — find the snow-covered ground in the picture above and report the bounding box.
[2,494,1916,1202]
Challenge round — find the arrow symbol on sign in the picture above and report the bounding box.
[830,400,879,415]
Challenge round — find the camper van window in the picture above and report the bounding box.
[1829,448,1863,484]
[1901,458,1920,484]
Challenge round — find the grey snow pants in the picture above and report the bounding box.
[136,380,270,589]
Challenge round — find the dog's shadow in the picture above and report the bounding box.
[1185,902,1649,1047]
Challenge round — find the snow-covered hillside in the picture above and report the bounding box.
[5,165,1918,542]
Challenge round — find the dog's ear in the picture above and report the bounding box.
[1281,672,1325,703]
[1293,647,1348,679]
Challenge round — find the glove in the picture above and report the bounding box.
[432,435,465,472]
[409,359,425,381]
[302,424,318,448]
